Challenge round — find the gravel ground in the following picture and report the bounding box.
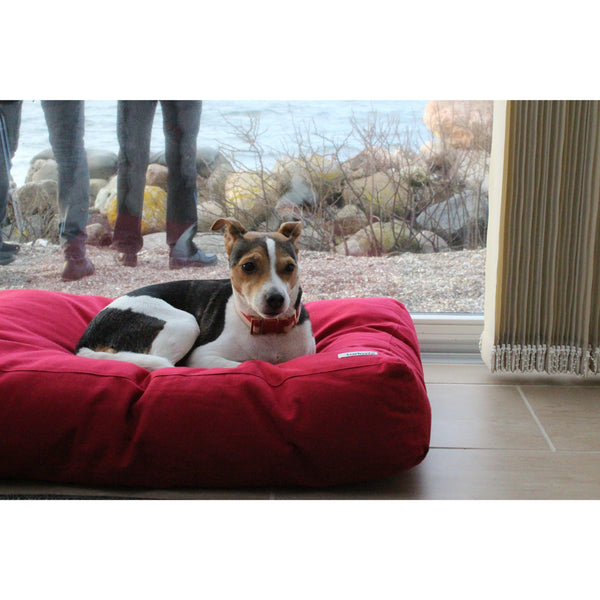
[0,232,486,313]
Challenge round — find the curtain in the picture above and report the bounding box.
[481,101,600,376]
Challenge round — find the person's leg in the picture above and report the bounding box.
[41,100,94,280]
[0,101,22,264]
[111,101,157,264]
[161,100,216,268]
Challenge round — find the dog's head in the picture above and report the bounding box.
[211,218,303,319]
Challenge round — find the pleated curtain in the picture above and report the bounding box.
[481,100,600,376]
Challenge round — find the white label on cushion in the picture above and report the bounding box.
[337,351,379,358]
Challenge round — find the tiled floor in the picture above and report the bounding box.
[2,359,600,499]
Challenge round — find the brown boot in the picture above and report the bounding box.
[62,235,95,281]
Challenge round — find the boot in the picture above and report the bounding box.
[62,234,95,281]
[0,233,18,265]
[169,224,217,269]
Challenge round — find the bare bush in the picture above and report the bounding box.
[207,105,491,255]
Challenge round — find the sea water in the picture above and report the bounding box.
[10,100,430,187]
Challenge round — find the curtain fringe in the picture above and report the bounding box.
[490,344,600,376]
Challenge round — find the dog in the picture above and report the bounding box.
[75,218,316,370]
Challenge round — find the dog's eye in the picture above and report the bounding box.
[241,262,256,273]
[283,263,296,273]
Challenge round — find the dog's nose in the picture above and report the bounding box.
[266,292,285,311]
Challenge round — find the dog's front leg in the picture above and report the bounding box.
[186,346,241,369]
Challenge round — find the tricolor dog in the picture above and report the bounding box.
[76,218,316,370]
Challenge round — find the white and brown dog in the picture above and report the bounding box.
[76,218,316,370]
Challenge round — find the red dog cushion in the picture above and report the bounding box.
[0,289,430,488]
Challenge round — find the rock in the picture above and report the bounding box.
[341,171,409,219]
[207,161,235,205]
[89,179,108,206]
[275,196,303,222]
[86,222,112,247]
[342,147,394,179]
[335,221,418,256]
[423,101,493,151]
[105,185,167,235]
[148,147,233,179]
[95,176,118,214]
[26,159,58,183]
[224,171,273,226]
[14,180,59,242]
[196,147,233,178]
[276,172,317,213]
[197,200,227,231]
[416,190,489,247]
[30,148,118,180]
[414,230,449,253]
[332,204,369,238]
[86,149,118,179]
[148,150,165,165]
[456,151,490,195]
[296,220,332,252]
[273,154,342,204]
[146,163,169,191]
[30,149,54,162]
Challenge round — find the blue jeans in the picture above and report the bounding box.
[112,100,202,254]
[0,101,22,233]
[41,100,90,245]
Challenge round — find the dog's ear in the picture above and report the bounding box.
[211,218,248,256]
[278,221,302,250]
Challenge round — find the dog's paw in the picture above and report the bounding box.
[186,349,241,369]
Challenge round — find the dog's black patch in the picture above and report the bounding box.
[76,308,165,354]
[127,279,233,348]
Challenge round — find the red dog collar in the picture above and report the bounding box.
[240,307,300,335]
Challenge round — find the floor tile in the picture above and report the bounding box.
[520,386,600,451]
[273,448,600,499]
[427,383,550,450]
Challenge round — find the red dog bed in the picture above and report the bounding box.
[0,289,430,488]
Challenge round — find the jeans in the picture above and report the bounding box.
[112,100,202,254]
[41,101,90,245]
[0,101,22,231]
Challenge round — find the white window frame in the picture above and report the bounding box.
[412,313,484,361]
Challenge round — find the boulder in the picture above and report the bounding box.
[14,180,59,242]
[332,203,370,238]
[89,179,108,206]
[416,190,489,247]
[95,176,118,214]
[224,171,273,226]
[86,149,118,180]
[146,163,169,191]
[26,159,58,184]
[423,101,493,152]
[418,140,463,178]
[273,154,343,204]
[149,147,233,179]
[276,172,317,212]
[196,147,233,179]
[197,200,227,232]
[414,230,449,253]
[341,171,409,219]
[86,222,113,247]
[105,185,167,235]
[207,161,235,205]
[342,147,394,179]
[335,221,419,256]
[30,148,118,180]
